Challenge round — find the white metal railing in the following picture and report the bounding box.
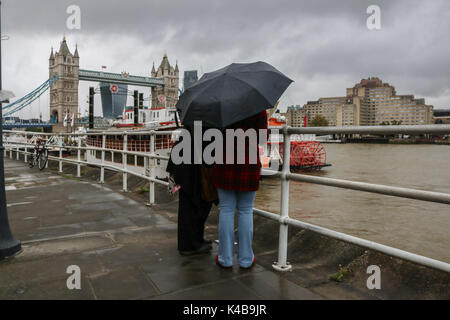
[265,124,450,273]
[3,129,174,205]
[3,124,450,273]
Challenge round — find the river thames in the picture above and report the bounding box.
[255,143,450,263]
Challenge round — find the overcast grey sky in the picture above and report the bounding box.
[2,0,450,119]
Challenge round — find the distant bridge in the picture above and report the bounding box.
[2,76,59,118]
[2,69,166,128]
[78,69,165,87]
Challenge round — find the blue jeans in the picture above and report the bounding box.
[217,188,256,267]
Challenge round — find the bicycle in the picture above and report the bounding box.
[28,138,49,171]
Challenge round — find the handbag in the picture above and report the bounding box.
[167,174,181,195]
[200,166,218,202]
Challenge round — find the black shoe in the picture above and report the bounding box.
[202,239,213,245]
[179,243,212,256]
[197,242,212,253]
[179,250,195,256]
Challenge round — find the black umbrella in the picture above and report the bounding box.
[176,61,293,128]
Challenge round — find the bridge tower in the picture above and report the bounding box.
[151,53,179,109]
[49,36,79,130]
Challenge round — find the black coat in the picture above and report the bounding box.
[166,134,205,207]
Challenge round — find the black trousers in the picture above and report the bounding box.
[178,190,212,252]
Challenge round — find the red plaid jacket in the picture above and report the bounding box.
[212,111,268,192]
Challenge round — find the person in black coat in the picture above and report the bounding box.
[166,127,213,255]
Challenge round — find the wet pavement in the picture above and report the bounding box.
[0,158,321,300]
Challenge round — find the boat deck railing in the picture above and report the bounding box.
[3,124,450,273]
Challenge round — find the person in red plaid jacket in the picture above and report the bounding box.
[213,110,268,269]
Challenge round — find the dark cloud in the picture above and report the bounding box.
[2,0,449,120]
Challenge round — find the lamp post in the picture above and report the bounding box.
[0,0,22,260]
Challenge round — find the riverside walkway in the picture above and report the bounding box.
[0,158,321,300]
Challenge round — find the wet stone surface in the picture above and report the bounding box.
[0,158,322,300]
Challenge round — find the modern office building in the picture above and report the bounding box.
[184,70,198,91]
[99,82,128,119]
[295,77,433,127]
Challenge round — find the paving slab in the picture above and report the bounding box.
[0,252,104,287]
[3,277,95,300]
[150,279,262,300]
[236,271,322,300]
[140,247,265,294]
[88,266,159,300]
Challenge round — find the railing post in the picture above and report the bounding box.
[58,135,63,173]
[148,133,155,205]
[100,134,105,183]
[45,138,49,168]
[76,135,81,177]
[23,135,27,163]
[273,126,292,272]
[16,146,19,160]
[144,155,148,177]
[122,133,127,191]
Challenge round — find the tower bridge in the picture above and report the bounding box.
[49,37,180,132]
[2,36,180,132]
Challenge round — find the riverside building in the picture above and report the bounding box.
[287,77,433,127]
[285,105,305,127]
[433,109,450,124]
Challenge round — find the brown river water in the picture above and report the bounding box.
[254,143,450,263]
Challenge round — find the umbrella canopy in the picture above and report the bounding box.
[176,61,293,128]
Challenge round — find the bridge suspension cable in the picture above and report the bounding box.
[2,76,59,117]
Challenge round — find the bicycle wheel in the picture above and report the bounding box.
[38,149,48,170]
[29,151,36,168]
